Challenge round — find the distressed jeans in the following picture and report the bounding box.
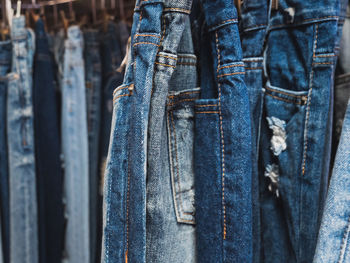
[7,16,38,263]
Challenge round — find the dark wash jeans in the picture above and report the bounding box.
[258,0,346,262]
[193,0,253,262]
[33,18,64,263]
[0,38,11,263]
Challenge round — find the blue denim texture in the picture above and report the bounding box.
[83,29,102,263]
[0,216,3,263]
[258,0,346,262]
[7,16,38,263]
[0,38,11,263]
[146,11,197,263]
[99,21,128,176]
[61,26,89,263]
[33,19,64,263]
[193,0,253,262]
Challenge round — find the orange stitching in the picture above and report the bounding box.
[168,91,200,98]
[215,30,226,240]
[315,54,336,58]
[265,85,307,98]
[113,84,134,95]
[160,14,166,44]
[178,218,195,223]
[218,64,244,70]
[167,98,196,106]
[155,62,176,68]
[265,92,306,105]
[196,111,220,114]
[195,104,218,107]
[170,110,187,219]
[133,42,160,47]
[210,18,238,30]
[134,34,161,38]
[163,7,191,14]
[217,72,245,78]
[302,23,318,176]
[245,67,263,70]
[113,94,130,102]
[312,62,333,65]
[157,53,177,60]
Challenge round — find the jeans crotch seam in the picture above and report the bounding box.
[299,22,319,260]
[215,30,227,241]
[338,216,350,263]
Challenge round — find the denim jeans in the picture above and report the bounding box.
[193,0,253,262]
[33,18,64,263]
[0,38,11,263]
[83,29,101,263]
[61,26,89,263]
[7,16,38,263]
[0,216,3,263]
[259,0,346,262]
[146,8,197,263]
[102,0,163,261]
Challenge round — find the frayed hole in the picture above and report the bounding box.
[265,164,280,197]
[267,116,287,156]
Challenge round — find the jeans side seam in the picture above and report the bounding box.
[215,30,227,241]
[299,22,319,260]
[338,216,350,263]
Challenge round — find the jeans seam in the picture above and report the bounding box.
[167,98,197,107]
[338,216,350,263]
[196,111,220,114]
[215,30,227,240]
[218,72,245,78]
[265,92,306,105]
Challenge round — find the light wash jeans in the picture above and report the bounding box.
[7,16,38,263]
[61,26,89,263]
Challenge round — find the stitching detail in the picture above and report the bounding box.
[270,16,339,30]
[168,90,200,98]
[265,85,307,98]
[315,54,336,58]
[218,72,245,78]
[160,14,166,44]
[163,7,191,14]
[113,94,130,102]
[265,92,306,105]
[215,30,227,240]
[243,24,268,31]
[218,64,244,70]
[196,111,220,114]
[134,34,161,38]
[245,67,263,70]
[133,42,160,47]
[195,104,218,107]
[312,62,333,65]
[155,62,176,68]
[210,18,238,30]
[338,216,350,263]
[157,53,177,60]
[113,84,134,95]
[178,55,197,59]
[167,98,196,106]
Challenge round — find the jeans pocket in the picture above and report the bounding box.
[166,88,200,225]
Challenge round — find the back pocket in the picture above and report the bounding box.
[167,88,200,225]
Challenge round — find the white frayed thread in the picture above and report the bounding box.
[284,7,295,23]
[265,164,280,197]
[267,116,287,156]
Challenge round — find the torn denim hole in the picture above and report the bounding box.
[267,116,287,156]
[284,7,295,23]
[265,164,280,197]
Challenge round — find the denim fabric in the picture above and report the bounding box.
[313,94,350,263]
[99,21,125,174]
[259,0,346,262]
[101,0,164,261]
[0,38,11,263]
[146,12,197,262]
[61,26,89,263]
[0,216,3,263]
[239,1,269,261]
[83,29,102,263]
[194,0,253,262]
[33,19,64,263]
[7,16,38,263]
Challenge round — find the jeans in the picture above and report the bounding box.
[193,0,253,262]
[146,8,197,263]
[7,16,38,263]
[259,0,346,262]
[0,38,11,263]
[83,29,101,263]
[61,26,89,263]
[0,215,2,263]
[101,0,163,261]
[33,18,64,263]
